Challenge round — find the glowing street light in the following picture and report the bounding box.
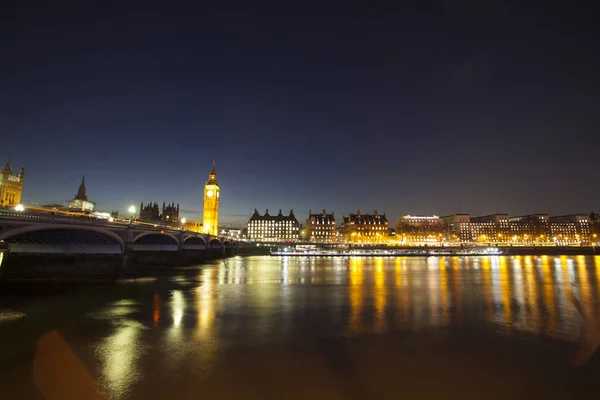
[128,205,136,224]
[14,204,25,212]
[181,218,187,224]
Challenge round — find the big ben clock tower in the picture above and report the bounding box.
[202,162,220,235]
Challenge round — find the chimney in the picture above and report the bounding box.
[309,209,312,216]
[375,209,379,217]
[357,209,361,217]
[322,209,326,215]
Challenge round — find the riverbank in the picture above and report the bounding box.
[271,245,598,257]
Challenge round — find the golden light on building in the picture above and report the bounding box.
[306,209,336,243]
[341,209,389,243]
[184,218,202,233]
[202,162,220,236]
[1,158,24,208]
[396,215,442,245]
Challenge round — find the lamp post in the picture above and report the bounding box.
[128,205,136,224]
[181,218,186,230]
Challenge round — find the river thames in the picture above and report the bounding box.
[1,255,600,399]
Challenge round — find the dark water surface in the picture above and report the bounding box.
[2,255,600,399]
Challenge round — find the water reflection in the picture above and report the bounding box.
[196,267,216,340]
[90,255,600,398]
[93,300,147,399]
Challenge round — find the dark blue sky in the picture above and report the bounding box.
[2,1,598,226]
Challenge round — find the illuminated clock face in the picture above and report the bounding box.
[206,190,214,198]
[216,191,220,198]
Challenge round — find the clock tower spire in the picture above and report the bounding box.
[202,161,220,235]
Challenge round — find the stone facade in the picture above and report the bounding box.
[0,159,24,208]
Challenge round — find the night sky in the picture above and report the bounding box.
[2,1,598,226]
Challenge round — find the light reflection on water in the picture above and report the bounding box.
[37,255,600,399]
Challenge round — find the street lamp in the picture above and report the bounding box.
[14,204,25,212]
[128,205,136,223]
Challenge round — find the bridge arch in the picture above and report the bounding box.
[223,240,231,247]
[133,231,180,245]
[209,238,222,249]
[132,232,180,251]
[182,236,207,250]
[0,224,125,254]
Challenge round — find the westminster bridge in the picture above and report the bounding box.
[0,211,244,281]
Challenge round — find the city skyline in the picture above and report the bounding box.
[3,2,599,225]
[8,161,599,230]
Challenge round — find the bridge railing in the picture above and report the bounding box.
[0,211,110,225]
[0,211,233,242]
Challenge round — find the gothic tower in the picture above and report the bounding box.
[0,158,24,207]
[202,161,220,235]
[75,176,87,200]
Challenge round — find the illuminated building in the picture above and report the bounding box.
[221,228,242,239]
[396,215,442,244]
[0,159,24,208]
[306,209,336,243]
[139,201,180,225]
[591,212,600,240]
[470,214,510,243]
[202,162,220,236]
[247,209,299,242]
[441,214,471,242]
[340,209,389,243]
[67,176,96,213]
[510,214,550,242]
[184,218,202,233]
[550,214,591,244]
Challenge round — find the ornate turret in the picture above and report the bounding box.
[250,209,261,220]
[19,166,24,181]
[2,159,12,176]
[75,176,88,201]
[207,161,218,185]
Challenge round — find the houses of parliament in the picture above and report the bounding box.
[139,201,180,224]
[138,163,220,236]
[0,158,24,208]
